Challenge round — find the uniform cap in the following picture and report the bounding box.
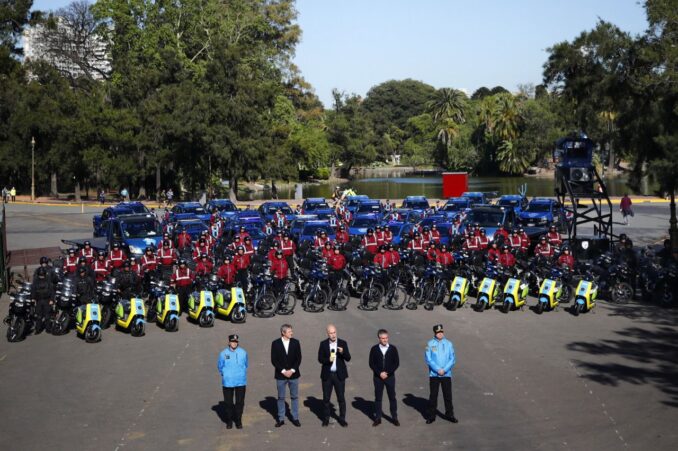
[433,324,444,333]
[229,334,239,342]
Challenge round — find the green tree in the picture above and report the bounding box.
[362,79,436,136]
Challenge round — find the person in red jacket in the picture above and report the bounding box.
[162,232,174,248]
[233,246,250,288]
[498,245,516,267]
[426,243,439,262]
[382,225,393,244]
[477,228,489,250]
[158,240,177,267]
[237,226,250,241]
[192,238,211,262]
[430,224,441,245]
[273,209,288,229]
[217,255,237,287]
[342,209,353,225]
[408,231,425,254]
[242,236,255,258]
[557,246,576,270]
[387,244,401,266]
[534,236,554,258]
[436,244,455,266]
[171,259,194,311]
[141,247,158,274]
[64,248,79,276]
[518,227,530,252]
[268,240,281,263]
[362,229,379,255]
[107,242,127,272]
[80,241,95,265]
[508,229,522,252]
[321,241,334,260]
[487,241,501,263]
[177,230,192,251]
[263,221,275,236]
[375,225,385,246]
[463,231,480,251]
[91,251,110,282]
[195,253,214,277]
[373,245,392,269]
[547,225,562,247]
[327,245,347,290]
[421,226,432,249]
[129,256,142,277]
[280,234,296,274]
[335,224,350,244]
[270,250,289,295]
[314,231,330,249]
[494,224,509,243]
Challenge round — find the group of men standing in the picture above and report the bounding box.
[217,324,458,429]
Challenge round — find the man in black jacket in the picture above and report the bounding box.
[368,328,400,426]
[271,323,302,427]
[317,324,351,427]
[31,267,55,334]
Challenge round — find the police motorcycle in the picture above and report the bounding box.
[571,278,598,315]
[4,283,34,342]
[187,275,217,327]
[50,278,78,335]
[593,253,635,304]
[656,264,677,307]
[150,279,180,332]
[95,277,118,328]
[211,274,247,323]
[474,264,509,312]
[500,275,529,313]
[535,277,563,314]
[114,293,146,336]
[74,298,102,343]
[447,275,470,311]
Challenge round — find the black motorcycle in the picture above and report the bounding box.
[96,277,118,327]
[4,284,35,342]
[49,279,78,335]
[657,265,677,307]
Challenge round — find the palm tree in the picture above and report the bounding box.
[493,94,523,142]
[497,140,531,174]
[427,88,467,151]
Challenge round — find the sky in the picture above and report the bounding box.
[33,0,649,107]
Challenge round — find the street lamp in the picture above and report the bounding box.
[31,136,35,201]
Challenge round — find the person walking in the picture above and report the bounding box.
[317,324,351,427]
[10,186,16,202]
[425,324,458,424]
[620,193,633,225]
[271,324,302,427]
[218,334,248,429]
[368,329,400,426]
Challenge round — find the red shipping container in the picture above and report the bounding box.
[442,172,468,198]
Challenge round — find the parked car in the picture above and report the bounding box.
[169,202,211,223]
[354,200,383,214]
[258,201,296,222]
[205,199,239,221]
[461,192,490,206]
[348,213,381,236]
[438,198,472,219]
[344,195,371,213]
[496,195,528,215]
[301,198,334,219]
[518,198,565,227]
[72,213,162,258]
[401,196,430,212]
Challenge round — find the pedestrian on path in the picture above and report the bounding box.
[218,334,248,430]
[620,193,633,225]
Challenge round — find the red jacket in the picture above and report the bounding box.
[65,256,78,274]
[177,232,192,250]
[408,237,425,253]
[535,243,554,258]
[495,229,509,241]
[478,235,489,250]
[195,260,214,276]
[234,254,250,270]
[171,267,194,287]
[547,231,562,246]
[557,254,575,270]
[141,254,158,273]
[158,247,177,266]
[108,249,127,268]
[498,252,516,267]
[509,235,522,250]
[335,230,350,244]
[429,230,441,244]
[487,247,500,263]
[280,239,296,257]
[383,230,393,243]
[426,247,438,262]
[321,247,334,260]
[192,244,211,261]
[314,236,330,248]
[362,234,378,254]
[375,231,386,246]
[389,250,401,266]
[217,262,237,285]
[271,257,289,279]
[519,233,531,251]
[436,251,455,266]
[92,259,110,282]
[463,236,479,251]
[327,253,346,271]
[80,247,95,265]
[373,252,392,269]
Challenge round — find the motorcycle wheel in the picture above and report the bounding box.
[660,286,674,307]
[571,303,581,316]
[611,282,633,304]
[560,284,573,303]
[231,308,247,323]
[146,303,158,323]
[198,310,215,328]
[447,297,459,311]
[502,300,511,314]
[6,317,25,343]
[475,299,486,312]
[535,302,544,315]
[131,321,145,337]
[100,306,112,329]
[165,316,179,332]
[330,287,351,311]
[52,312,69,336]
[254,293,277,318]
[85,325,101,343]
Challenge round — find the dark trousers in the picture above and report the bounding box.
[373,375,397,420]
[322,373,346,420]
[176,285,191,312]
[222,386,246,425]
[427,377,453,419]
[35,299,51,331]
[236,269,248,289]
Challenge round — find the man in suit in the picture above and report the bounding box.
[368,329,400,426]
[425,324,458,424]
[317,324,351,427]
[271,324,302,427]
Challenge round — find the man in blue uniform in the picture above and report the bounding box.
[425,324,458,424]
[218,334,249,429]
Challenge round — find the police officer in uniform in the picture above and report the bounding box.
[425,324,458,424]
[218,334,249,430]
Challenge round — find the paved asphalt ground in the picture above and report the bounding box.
[1,203,677,451]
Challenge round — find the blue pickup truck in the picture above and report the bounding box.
[70,213,162,258]
[93,202,150,237]
[169,202,211,223]
[205,199,239,221]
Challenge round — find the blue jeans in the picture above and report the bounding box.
[276,378,299,421]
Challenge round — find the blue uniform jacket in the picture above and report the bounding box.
[218,346,248,387]
[425,337,456,378]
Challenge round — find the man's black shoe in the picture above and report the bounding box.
[393,419,400,426]
[275,420,284,427]
[372,419,381,427]
[426,418,435,424]
[447,416,458,423]
[322,419,329,427]
[338,419,348,427]
[226,423,233,429]
[235,423,243,429]
[291,419,301,427]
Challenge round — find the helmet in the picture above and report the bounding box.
[78,266,87,273]
[112,242,120,249]
[387,243,395,250]
[512,229,519,235]
[178,259,187,266]
[40,256,49,265]
[97,251,106,257]
[275,250,283,256]
[540,235,547,242]
[367,228,374,234]
[320,230,327,236]
[84,240,91,247]
[324,241,332,247]
[339,224,345,230]
[518,227,524,233]
[163,240,170,247]
[224,255,233,262]
[379,245,386,252]
[78,257,87,264]
[502,244,510,251]
[423,226,430,232]
[199,238,206,245]
[479,228,486,234]
[376,225,382,230]
[413,231,420,237]
[474,222,480,228]
[440,244,447,250]
[145,246,154,253]
[619,233,628,241]
[200,253,208,259]
[432,224,437,229]
[384,224,390,230]
[549,225,556,231]
[497,223,504,229]
[68,248,76,255]
[123,261,131,268]
[237,246,244,252]
[562,245,571,252]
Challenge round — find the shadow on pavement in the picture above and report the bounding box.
[351,396,375,420]
[567,319,678,408]
[403,393,429,419]
[211,402,228,424]
[605,303,678,327]
[304,396,327,421]
[259,396,279,420]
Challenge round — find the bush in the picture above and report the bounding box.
[314,167,331,180]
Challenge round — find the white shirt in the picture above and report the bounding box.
[329,340,338,372]
[379,344,389,356]
[280,337,295,374]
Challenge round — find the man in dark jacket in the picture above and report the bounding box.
[75,266,96,305]
[368,328,400,426]
[317,324,351,427]
[31,267,55,334]
[271,324,302,428]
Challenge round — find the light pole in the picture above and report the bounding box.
[31,136,35,201]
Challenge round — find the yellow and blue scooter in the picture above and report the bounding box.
[115,297,146,336]
[75,301,102,343]
[447,276,470,311]
[475,277,500,312]
[572,279,597,315]
[501,277,529,313]
[156,291,180,332]
[187,289,216,327]
[536,278,562,314]
[215,287,247,323]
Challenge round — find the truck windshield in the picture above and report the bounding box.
[214,203,237,212]
[122,220,159,238]
[464,211,504,227]
[525,203,551,213]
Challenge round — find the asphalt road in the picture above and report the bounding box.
[0,203,677,451]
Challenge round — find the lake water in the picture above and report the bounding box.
[245,173,656,201]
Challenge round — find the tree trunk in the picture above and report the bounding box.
[74,182,81,203]
[670,190,678,252]
[50,172,58,197]
[608,140,615,173]
[229,176,238,202]
[138,185,147,200]
[155,164,161,200]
